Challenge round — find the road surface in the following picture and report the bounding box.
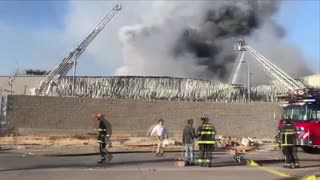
[0,150,319,180]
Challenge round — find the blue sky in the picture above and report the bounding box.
[0,0,319,76]
[275,0,320,72]
[0,0,112,75]
[0,1,66,29]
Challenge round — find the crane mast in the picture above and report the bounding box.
[33,4,122,96]
[230,40,306,91]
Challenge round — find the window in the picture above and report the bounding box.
[282,104,320,122]
[311,110,317,120]
[291,106,306,121]
[317,111,320,121]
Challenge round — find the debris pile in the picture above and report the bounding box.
[216,136,272,150]
[216,136,241,148]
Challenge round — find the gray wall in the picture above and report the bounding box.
[0,76,44,96]
[5,95,282,137]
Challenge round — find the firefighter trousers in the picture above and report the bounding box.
[282,146,296,165]
[98,142,113,164]
[198,144,212,165]
[99,143,108,158]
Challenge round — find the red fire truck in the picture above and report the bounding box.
[278,89,320,153]
[232,40,320,153]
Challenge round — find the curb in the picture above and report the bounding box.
[42,150,230,157]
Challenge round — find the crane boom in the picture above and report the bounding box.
[231,40,306,91]
[34,4,122,95]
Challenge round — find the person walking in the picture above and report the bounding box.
[95,113,113,165]
[151,119,168,157]
[183,119,196,165]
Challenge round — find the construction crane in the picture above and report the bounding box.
[32,4,122,96]
[229,40,306,92]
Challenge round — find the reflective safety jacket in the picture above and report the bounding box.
[98,119,112,143]
[196,123,216,145]
[279,124,296,146]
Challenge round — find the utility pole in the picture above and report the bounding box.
[241,60,251,103]
[72,57,77,97]
[247,61,251,103]
[8,77,16,95]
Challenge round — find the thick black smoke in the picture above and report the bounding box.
[173,0,281,81]
[117,0,311,83]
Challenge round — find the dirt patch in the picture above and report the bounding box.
[1,135,97,148]
[0,134,275,154]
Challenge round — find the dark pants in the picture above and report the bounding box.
[99,143,107,159]
[199,144,212,166]
[282,146,296,165]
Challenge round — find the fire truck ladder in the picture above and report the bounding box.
[230,40,306,91]
[33,4,122,96]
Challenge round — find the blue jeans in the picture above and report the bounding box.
[185,144,194,163]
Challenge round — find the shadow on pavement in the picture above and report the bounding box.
[43,150,229,157]
[0,155,317,172]
[0,158,176,172]
[295,164,320,169]
[0,158,245,172]
[254,159,283,165]
[253,159,320,170]
[254,159,320,164]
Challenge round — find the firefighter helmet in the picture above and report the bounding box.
[95,113,105,120]
[200,115,208,121]
[283,119,292,124]
[282,115,292,124]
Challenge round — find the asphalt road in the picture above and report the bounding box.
[0,150,319,180]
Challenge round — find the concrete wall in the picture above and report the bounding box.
[1,75,319,103]
[1,76,281,102]
[0,76,44,96]
[5,95,282,137]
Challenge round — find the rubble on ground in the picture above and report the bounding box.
[216,135,241,148]
[216,135,275,151]
[0,134,276,152]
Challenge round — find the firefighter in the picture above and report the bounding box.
[95,113,113,165]
[196,115,216,167]
[278,117,299,168]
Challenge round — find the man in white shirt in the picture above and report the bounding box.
[151,119,168,156]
